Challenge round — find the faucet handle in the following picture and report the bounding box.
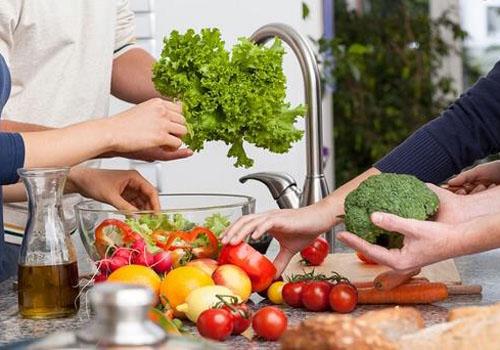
[239,172,301,209]
[240,172,296,199]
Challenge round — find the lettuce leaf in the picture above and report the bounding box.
[152,28,305,167]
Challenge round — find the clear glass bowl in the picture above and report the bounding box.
[75,193,256,261]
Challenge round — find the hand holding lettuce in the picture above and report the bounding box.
[152,28,305,167]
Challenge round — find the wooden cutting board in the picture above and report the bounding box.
[283,253,462,284]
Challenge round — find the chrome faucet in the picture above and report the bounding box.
[240,23,334,250]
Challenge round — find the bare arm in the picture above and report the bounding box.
[17,99,185,168]
[0,120,50,132]
[111,48,163,104]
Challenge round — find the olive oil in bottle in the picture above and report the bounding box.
[17,168,80,319]
[18,262,80,319]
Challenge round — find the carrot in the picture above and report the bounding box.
[373,269,421,291]
[353,277,428,289]
[357,282,448,304]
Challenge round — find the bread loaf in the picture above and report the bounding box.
[447,302,500,321]
[359,307,424,341]
[280,314,397,350]
[399,312,500,350]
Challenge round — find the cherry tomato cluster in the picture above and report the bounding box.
[282,271,358,313]
[196,296,288,342]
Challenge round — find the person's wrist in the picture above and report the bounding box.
[95,117,120,154]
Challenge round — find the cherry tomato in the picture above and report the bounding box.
[197,308,234,341]
[218,242,277,292]
[267,281,285,304]
[356,251,378,265]
[221,303,252,335]
[329,282,358,313]
[282,281,306,308]
[300,237,330,266]
[252,306,288,341]
[301,281,332,311]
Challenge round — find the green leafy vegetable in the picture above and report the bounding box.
[152,28,305,167]
[204,213,230,236]
[344,173,439,248]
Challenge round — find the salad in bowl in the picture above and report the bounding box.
[75,193,255,278]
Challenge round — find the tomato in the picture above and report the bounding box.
[329,282,358,313]
[300,237,329,266]
[301,281,332,311]
[197,308,234,341]
[267,281,285,304]
[218,243,277,292]
[221,303,252,335]
[282,281,306,308]
[252,306,288,341]
[356,251,378,265]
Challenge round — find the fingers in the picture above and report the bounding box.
[470,183,487,194]
[160,148,193,161]
[370,212,426,237]
[221,214,262,244]
[166,120,188,137]
[273,247,295,278]
[109,194,138,212]
[128,172,161,211]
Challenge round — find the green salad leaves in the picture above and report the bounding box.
[152,28,306,167]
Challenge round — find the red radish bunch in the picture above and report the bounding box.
[93,238,173,283]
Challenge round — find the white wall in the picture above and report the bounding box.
[108,0,329,213]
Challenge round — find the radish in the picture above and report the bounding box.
[94,273,108,283]
[131,239,146,253]
[109,256,129,271]
[96,259,112,274]
[152,251,173,274]
[113,247,133,261]
[133,251,155,267]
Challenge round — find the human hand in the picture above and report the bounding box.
[67,168,160,211]
[105,98,187,154]
[446,161,500,195]
[337,212,463,271]
[105,146,193,162]
[221,203,335,276]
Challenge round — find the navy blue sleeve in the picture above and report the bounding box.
[375,60,500,184]
[0,132,25,184]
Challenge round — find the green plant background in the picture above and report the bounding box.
[313,0,480,186]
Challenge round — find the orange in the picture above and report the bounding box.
[160,266,214,311]
[107,264,161,300]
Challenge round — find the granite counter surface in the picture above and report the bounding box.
[1,249,499,349]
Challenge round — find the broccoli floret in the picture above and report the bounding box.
[344,173,439,248]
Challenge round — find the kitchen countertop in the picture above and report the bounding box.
[1,249,499,349]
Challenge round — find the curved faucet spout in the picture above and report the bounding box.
[247,23,334,250]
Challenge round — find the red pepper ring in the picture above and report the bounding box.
[94,219,138,258]
[159,227,219,259]
[188,227,219,258]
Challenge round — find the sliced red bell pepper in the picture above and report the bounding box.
[156,227,219,259]
[94,219,139,258]
[188,227,219,258]
[218,242,277,293]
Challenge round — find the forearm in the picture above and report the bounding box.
[461,185,500,220]
[111,48,163,104]
[376,60,500,184]
[2,183,26,202]
[0,120,51,132]
[458,213,500,256]
[21,119,114,168]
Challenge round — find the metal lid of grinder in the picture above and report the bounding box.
[77,283,166,346]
